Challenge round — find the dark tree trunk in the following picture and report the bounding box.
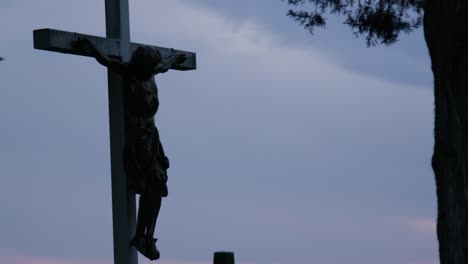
[424,1,468,263]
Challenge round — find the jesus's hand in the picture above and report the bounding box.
[174,53,188,65]
[74,36,97,55]
[170,48,187,65]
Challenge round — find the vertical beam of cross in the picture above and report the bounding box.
[104,0,137,264]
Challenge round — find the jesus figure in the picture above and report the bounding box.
[76,37,187,261]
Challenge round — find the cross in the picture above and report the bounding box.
[32,1,196,263]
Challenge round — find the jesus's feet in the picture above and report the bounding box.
[132,235,160,261]
[145,237,160,260]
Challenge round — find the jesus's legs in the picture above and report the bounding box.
[143,180,162,260]
[132,173,163,260]
[146,192,162,237]
[132,195,150,258]
[135,195,150,238]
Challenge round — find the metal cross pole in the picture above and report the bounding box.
[104,1,136,263]
[32,1,196,264]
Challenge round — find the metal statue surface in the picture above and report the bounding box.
[76,37,186,261]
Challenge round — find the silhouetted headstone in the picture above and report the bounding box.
[32,0,196,263]
[214,252,235,264]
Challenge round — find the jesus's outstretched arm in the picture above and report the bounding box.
[153,49,187,75]
[75,37,128,74]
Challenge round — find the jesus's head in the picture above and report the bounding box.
[130,46,162,77]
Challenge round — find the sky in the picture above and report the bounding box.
[0,1,437,264]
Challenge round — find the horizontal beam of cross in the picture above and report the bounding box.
[33,28,196,71]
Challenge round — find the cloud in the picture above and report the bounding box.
[131,0,350,79]
[399,217,436,235]
[130,0,430,89]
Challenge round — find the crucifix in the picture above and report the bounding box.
[33,0,196,263]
